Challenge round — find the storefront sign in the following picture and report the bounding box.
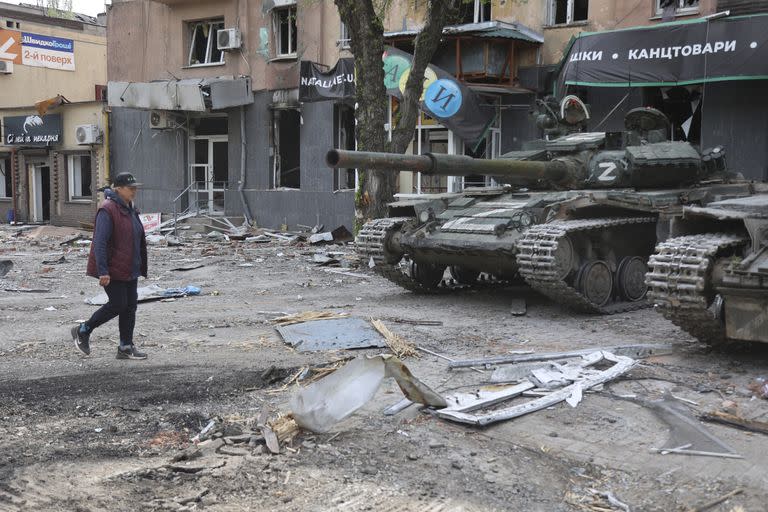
[3,114,62,146]
[383,46,495,143]
[559,13,768,88]
[0,29,75,71]
[299,59,356,102]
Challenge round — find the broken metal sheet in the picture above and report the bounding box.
[441,381,536,413]
[437,352,636,426]
[276,317,387,352]
[86,284,201,305]
[291,355,446,432]
[108,81,206,111]
[210,77,254,110]
[450,343,674,369]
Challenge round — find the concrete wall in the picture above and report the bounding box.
[109,107,187,214]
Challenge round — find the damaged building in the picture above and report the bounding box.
[0,2,107,227]
[104,0,768,231]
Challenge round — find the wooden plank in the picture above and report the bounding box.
[700,410,768,436]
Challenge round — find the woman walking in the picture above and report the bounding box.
[71,172,148,360]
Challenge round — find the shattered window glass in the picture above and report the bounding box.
[188,19,225,66]
[274,6,297,56]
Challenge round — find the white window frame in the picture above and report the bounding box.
[548,0,589,26]
[339,21,350,49]
[655,0,700,15]
[68,153,92,202]
[473,0,492,23]
[187,19,225,67]
[273,5,298,59]
[0,158,10,198]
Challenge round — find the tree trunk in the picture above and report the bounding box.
[335,0,460,225]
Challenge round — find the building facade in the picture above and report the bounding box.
[106,0,768,232]
[0,2,107,227]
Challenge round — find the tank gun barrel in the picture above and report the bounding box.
[326,149,568,185]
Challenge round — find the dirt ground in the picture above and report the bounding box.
[1,224,767,512]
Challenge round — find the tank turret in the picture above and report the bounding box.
[327,108,732,191]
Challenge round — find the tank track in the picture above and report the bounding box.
[516,217,657,314]
[646,234,748,345]
[356,217,509,294]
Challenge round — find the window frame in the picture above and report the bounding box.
[339,21,350,49]
[547,0,589,26]
[0,157,11,199]
[655,0,700,15]
[187,18,226,67]
[273,5,298,59]
[67,153,93,202]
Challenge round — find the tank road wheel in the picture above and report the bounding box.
[616,256,648,302]
[577,260,613,307]
[552,236,576,280]
[449,266,480,285]
[411,261,446,290]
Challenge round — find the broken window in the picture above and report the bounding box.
[549,0,588,25]
[333,104,356,191]
[273,5,297,57]
[68,154,92,201]
[339,21,350,49]
[273,109,301,189]
[458,0,491,24]
[187,19,225,66]
[657,0,699,14]
[0,157,12,198]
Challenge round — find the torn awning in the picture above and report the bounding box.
[107,77,253,111]
[558,13,768,89]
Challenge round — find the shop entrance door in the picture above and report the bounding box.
[189,136,228,214]
[28,162,50,222]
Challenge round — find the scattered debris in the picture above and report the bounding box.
[384,318,443,326]
[371,319,417,358]
[687,488,744,512]
[641,396,742,459]
[309,225,353,245]
[272,311,350,326]
[437,351,635,426]
[191,419,218,444]
[171,264,205,272]
[290,355,446,432]
[5,287,51,293]
[41,256,67,265]
[700,410,768,436]
[510,297,527,316]
[277,317,386,352]
[449,343,674,369]
[748,377,768,399]
[309,232,334,244]
[86,285,202,305]
[0,260,12,277]
[566,488,631,512]
[417,346,484,375]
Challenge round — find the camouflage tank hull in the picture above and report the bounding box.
[357,182,757,314]
[646,193,768,344]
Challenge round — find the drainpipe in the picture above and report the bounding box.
[238,105,254,224]
[10,148,17,223]
[102,109,111,185]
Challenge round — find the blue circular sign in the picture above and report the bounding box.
[424,79,462,118]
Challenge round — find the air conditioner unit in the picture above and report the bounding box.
[149,110,175,130]
[217,28,242,50]
[75,124,102,145]
[0,60,13,74]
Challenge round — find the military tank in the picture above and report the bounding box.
[646,193,768,344]
[328,102,757,314]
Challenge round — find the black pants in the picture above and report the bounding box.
[85,279,138,345]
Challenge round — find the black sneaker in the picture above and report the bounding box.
[70,324,91,356]
[116,344,147,360]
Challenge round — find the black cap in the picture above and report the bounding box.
[112,172,142,188]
